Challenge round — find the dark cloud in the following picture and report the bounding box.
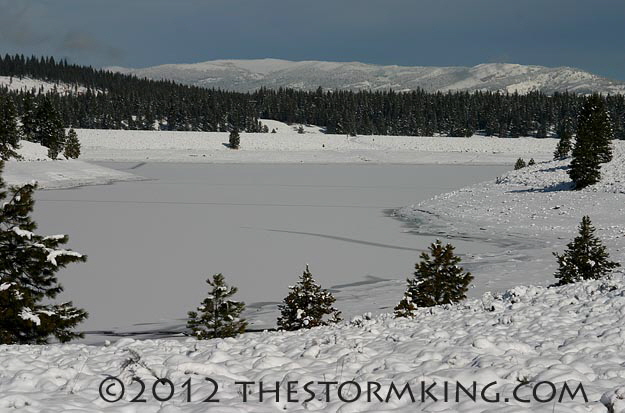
[0,0,48,46]
[0,0,623,80]
[59,31,124,61]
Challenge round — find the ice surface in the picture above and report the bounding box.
[31,163,506,340]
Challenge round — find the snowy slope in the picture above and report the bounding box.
[396,144,625,295]
[1,275,624,412]
[108,59,625,94]
[0,75,87,95]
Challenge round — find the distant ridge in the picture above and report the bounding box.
[107,59,625,94]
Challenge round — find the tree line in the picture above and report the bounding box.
[1,54,625,139]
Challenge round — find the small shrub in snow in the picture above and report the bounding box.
[229,130,240,149]
[0,161,87,344]
[277,265,341,331]
[297,125,305,134]
[0,96,21,160]
[527,158,535,166]
[553,216,620,286]
[569,95,614,189]
[395,240,473,317]
[514,158,526,170]
[187,273,247,339]
[63,128,81,159]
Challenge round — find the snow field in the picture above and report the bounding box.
[75,120,565,165]
[1,275,624,412]
[0,76,87,95]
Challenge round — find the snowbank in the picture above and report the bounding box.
[75,120,564,165]
[396,142,625,295]
[1,275,624,412]
[2,141,142,189]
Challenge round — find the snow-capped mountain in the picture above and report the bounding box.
[107,59,625,94]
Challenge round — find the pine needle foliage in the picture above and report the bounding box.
[553,216,620,285]
[569,95,614,189]
[277,265,341,331]
[0,161,87,344]
[187,273,247,339]
[395,240,473,318]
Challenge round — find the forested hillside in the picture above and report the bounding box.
[1,55,624,138]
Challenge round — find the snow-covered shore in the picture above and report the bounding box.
[3,141,142,189]
[76,120,562,165]
[2,274,624,412]
[396,144,625,296]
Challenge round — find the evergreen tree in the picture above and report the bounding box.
[580,95,614,163]
[554,120,573,160]
[187,273,247,339]
[229,129,240,149]
[63,128,81,159]
[0,96,21,160]
[32,97,65,158]
[395,240,473,318]
[20,95,36,141]
[277,265,341,331]
[553,216,619,285]
[528,158,536,166]
[514,158,526,170]
[0,162,87,344]
[569,96,614,189]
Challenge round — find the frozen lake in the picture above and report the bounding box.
[33,163,507,340]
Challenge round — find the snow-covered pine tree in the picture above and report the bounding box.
[0,96,21,160]
[63,128,81,159]
[514,158,526,170]
[553,118,573,160]
[229,129,240,149]
[277,265,341,331]
[0,162,87,344]
[528,158,536,166]
[395,240,473,318]
[569,95,614,189]
[187,273,247,339]
[553,216,619,286]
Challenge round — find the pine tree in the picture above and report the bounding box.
[395,240,473,318]
[0,96,21,160]
[528,158,536,166]
[514,158,526,170]
[277,265,341,331]
[63,128,81,159]
[569,95,614,189]
[20,95,36,141]
[0,162,87,344]
[229,129,240,149]
[580,95,614,163]
[553,120,573,160]
[32,97,66,159]
[187,273,247,339]
[553,216,619,286]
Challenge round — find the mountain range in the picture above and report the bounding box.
[107,59,625,94]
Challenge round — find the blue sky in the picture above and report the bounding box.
[1,0,624,80]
